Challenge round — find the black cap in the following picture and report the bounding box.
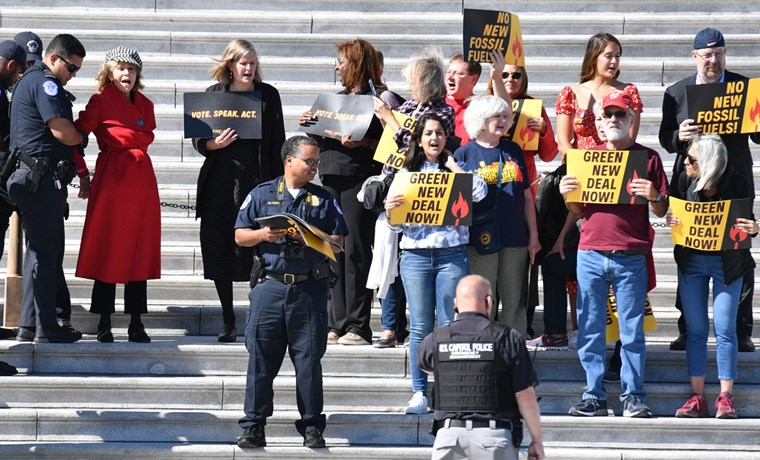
[0,40,26,66]
[693,28,725,50]
[14,31,43,62]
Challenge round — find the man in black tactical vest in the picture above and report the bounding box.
[417,274,544,460]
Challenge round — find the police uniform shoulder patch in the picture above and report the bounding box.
[42,80,58,96]
[333,198,343,215]
[240,194,252,210]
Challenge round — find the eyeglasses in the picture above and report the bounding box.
[603,110,628,119]
[294,156,319,167]
[58,56,80,74]
[501,71,522,80]
[446,70,470,78]
[695,50,726,61]
[685,154,698,165]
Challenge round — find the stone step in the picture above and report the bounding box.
[7,7,760,37]
[0,443,757,460]
[0,374,411,413]
[4,26,760,59]
[0,336,407,377]
[0,443,432,460]
[1,407,760,451]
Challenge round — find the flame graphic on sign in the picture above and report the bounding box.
[750,99,760,131]
[512,37,523,58]
[451,192,469,226]
[626,169,640,204]
[730,224,749,249]
[519,125,536,144]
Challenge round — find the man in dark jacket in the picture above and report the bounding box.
[658,27,759,352]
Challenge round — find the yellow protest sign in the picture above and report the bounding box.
[506,99,542,151]
[669,197,752,251]
[687,78,760,135]
[463,9,525,66]
[565,149,648,204]
[606,292,657,342]
[373,111,418,170]
[388,172,473,226]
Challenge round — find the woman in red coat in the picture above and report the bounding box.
[75,47,160,343]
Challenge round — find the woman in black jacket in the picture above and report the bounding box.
[668,134,757,419]
[193,39,285,342]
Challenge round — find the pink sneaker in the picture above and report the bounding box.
[675,394,708,418]
[715,392,737,419]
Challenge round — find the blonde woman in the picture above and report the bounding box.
[192,39,285,342]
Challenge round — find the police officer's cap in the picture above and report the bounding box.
[0,40,27,67]
[104,46,143,71]
[13,31,43,62]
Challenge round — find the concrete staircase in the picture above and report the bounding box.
[1,1,760,458]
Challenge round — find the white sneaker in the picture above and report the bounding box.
[405,391,429,414]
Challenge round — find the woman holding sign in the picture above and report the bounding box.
[193,39,285,342]
[454,95,540,337]
[667,134,757,419]
[384,113,487,414]
[555,33,642,154]
[299,39,399,346]
[75,47,159,343]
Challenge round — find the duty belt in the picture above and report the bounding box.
[443,419,513,430]
[265,263,331,284]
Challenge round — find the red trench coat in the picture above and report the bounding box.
[74,83,161,284]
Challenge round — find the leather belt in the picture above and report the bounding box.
[596,249,647,256]
[265,263,331,284]
[443,419,513,430]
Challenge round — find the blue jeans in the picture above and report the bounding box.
[576,250,647,401]
[540,249,578,335]
[678,253,742,381]
[401,245,469,394]
[380,274,408,337]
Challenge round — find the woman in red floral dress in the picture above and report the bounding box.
[555,33,643,155]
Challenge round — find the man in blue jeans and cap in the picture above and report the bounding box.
[560,91,669,417]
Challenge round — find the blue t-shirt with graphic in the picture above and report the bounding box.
[454,138,530,247]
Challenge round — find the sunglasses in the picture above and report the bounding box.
[294,156,319,167]
[602,110,628,119]
[501,71,522,80]
[685,154,698,164]
[58,56,80,74]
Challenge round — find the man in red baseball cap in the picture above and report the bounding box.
[559,91,669,418]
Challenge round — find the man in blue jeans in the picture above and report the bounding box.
[559,92,669,417]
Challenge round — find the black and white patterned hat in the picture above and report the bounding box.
[104,46,142,70]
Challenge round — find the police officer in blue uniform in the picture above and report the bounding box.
[7,34,87,343]
[0,40,25,375]
[418,275,545,460]
[235,135,347,449]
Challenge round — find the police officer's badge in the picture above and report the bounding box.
[309,195,320,206]
[42,81,58,96]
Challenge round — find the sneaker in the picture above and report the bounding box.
[715,392,737,419]
[303,429,326,448]
[526,334,568,351]
[338,332,370,345]
[569,398,608,416]
[238,425,266,448]
[567,330,578,349]
[622,395,653,418]
[326,331,340,345]
[602,368,620,383]
[675,394,708,418]
[405,391,429,414]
